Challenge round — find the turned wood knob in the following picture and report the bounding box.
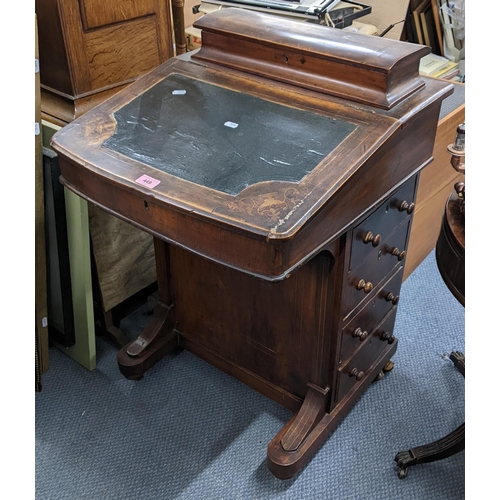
[455,181,465,198]
[352,327,368,341]
[356,279,373,293]
[385,292,399,305]
[349,368,365,381]
[390,247,406,261]
[363,231,381,247]
[398,201,415,214]
[380,332,395,344]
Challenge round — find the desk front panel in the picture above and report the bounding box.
[169,244,337,406]
[53,56,450,280]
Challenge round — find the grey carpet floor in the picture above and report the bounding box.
[35,251,465,499]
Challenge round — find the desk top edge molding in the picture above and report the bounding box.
[51,55,452,240]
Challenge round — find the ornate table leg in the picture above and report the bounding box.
[394,352,465,479]
[117,238,178,380]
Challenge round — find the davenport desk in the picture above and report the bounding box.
[51,9,453,479]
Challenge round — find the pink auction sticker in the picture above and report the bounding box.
[135,174,161,189]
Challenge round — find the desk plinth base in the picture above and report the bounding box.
[116,242,398,478]
[118,317,397,478]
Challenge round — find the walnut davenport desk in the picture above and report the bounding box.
[51,9,452,479]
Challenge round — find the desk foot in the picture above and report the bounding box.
[117,302,178,380]
[268,345,397,479]
[280,383,330,453]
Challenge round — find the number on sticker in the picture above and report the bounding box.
[135,174,161,189]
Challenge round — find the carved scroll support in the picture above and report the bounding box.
[268,341,397,479]
[117,238,179,380]
[117,302,178,380]
[280,383,330,452]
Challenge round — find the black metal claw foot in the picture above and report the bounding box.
[450,351,465,377]
[393,422,465,479]
[393,350,465,479]
[394,450,415,479]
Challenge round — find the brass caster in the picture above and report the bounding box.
[383,360,395,373]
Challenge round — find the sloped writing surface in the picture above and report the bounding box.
[104,74,357,196]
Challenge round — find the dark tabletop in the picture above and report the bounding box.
[104,74,357,196]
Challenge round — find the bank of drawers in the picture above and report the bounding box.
[343,229,409,320]
[335,176,418,403]
[339,267,403,365]
[337,306,398,403]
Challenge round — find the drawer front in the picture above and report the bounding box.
[336,308,398,404]
[343,265,403,322]
[80,0,156,30]
[350,177,417,270]
[340,302,399,364]
[348,221,411,295]
[85,17,162,90]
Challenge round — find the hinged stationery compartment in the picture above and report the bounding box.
[193,8,430,109]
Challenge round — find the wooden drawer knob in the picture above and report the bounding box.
[384,292,399,305]
[356,279,373,293]
[380,332,395,344]
[352,327,368,341]
[398,201,415,214]
[349,368,365,381]
[390,247,406,261]
[363,231,381,247]
[455,181,465,198]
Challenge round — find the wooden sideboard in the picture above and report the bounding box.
[404,82,465,279]
[51,9,452,477]
[35,0,175,125]
[35,0,179,346]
